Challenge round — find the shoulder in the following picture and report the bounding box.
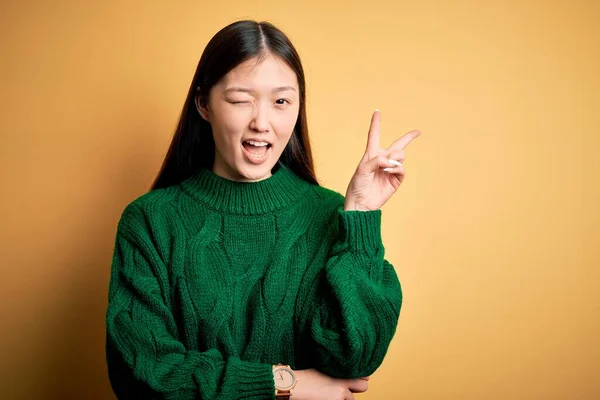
[297,184,346,228]
[309,184,345,209]
[116,184,183,237]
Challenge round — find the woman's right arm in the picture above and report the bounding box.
[105,204,276,400]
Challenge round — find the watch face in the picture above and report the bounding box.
[273,367,295,390]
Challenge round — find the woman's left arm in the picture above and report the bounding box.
[295,110,421,379]
[295,205,401,379]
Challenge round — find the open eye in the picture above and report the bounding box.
[275,99,290,106]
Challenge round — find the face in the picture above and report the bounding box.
[196,54,301,182]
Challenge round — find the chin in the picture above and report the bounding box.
[234,162,275,182]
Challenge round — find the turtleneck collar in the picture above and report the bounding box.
[179,163,312,215]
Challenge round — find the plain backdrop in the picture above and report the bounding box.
[1,0,598,399]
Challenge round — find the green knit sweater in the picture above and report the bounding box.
[105,163,402,399]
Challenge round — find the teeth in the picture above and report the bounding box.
[245,140,269,147]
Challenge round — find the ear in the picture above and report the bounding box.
[194,94,211,122]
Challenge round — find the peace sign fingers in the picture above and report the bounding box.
[345,109,422,211]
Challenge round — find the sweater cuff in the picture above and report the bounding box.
[337,207,384,256]
[223,358,275,399]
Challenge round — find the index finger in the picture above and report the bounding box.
[388,129,421,151]
[366,109,381,154]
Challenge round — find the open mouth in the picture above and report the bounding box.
[241,140,272,162]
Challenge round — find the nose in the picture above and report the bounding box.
[249,102,270,133]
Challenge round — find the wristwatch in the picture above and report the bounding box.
[273,363,298,399]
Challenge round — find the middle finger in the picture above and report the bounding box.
[387,129,421,152]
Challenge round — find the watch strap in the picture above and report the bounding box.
[275,390,291,399]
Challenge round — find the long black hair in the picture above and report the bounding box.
[151,20,318,190]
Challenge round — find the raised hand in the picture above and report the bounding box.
[344,110,421,211]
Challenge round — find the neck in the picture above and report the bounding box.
[180,163,311,215]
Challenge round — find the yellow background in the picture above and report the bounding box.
[1,0,598,398]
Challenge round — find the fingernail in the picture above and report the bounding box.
[383,167,394,172]
[375,108,380,112]
[388,159,402,166]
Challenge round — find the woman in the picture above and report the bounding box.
[105,19,420,400]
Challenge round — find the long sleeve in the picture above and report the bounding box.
[295,205,402,379]
[105,204,276,400]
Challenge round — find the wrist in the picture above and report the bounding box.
[337,206,383,255]
[343,200,371,212]
[273,364,298,399]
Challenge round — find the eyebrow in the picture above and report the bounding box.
[224,86,297,94]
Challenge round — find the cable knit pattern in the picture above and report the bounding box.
[105,163,402,399]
